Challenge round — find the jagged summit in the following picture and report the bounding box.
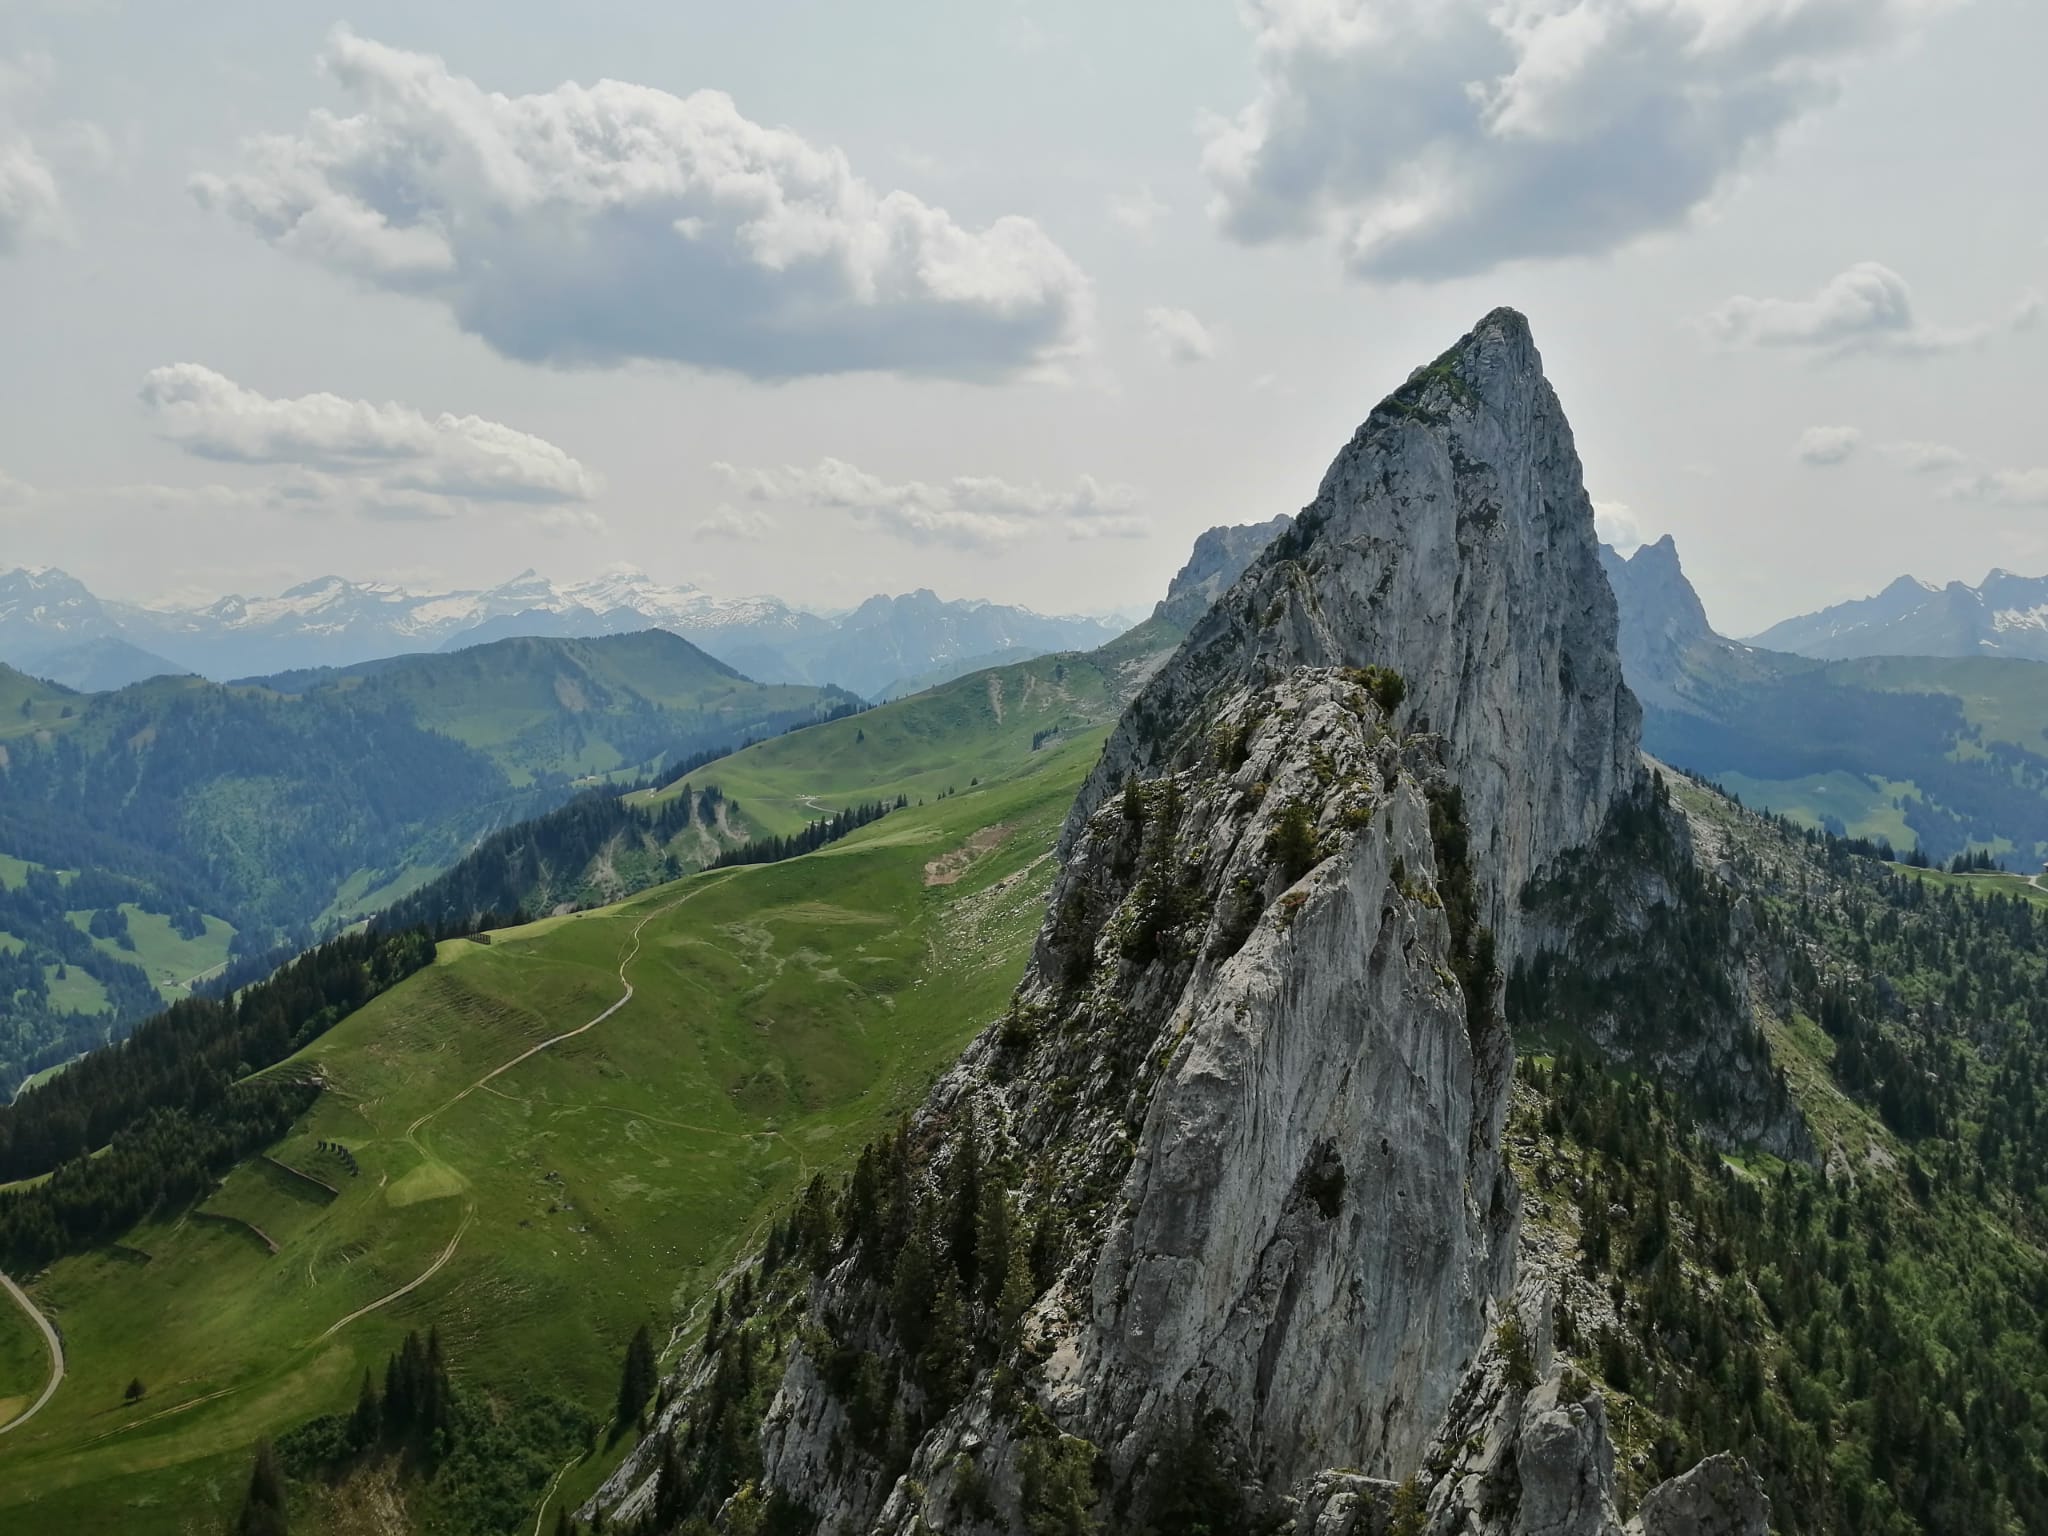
[1075,307,1640,951]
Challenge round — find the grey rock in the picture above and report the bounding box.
[1626,1454,1769,1536]
[1067,308,1642,959]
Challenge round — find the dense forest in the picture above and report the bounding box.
[1505,791,2048,1534]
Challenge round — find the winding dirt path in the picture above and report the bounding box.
[0,1271,63,1434]
[325,879,731,1342]
[316,1207,475,1342]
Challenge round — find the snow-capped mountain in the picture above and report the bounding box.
[1748,569,2048,662]
[0,566,1124,698]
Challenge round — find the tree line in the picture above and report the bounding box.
[708,798,904,870]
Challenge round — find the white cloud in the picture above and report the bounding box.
[1702,263,1987,356]
[191,28,1093,381]
[1797,425,1863,466]
[1945,469,2048,508]
[1144,306,1218,365]
[1880,441,1967,475]
[695,504,778,542]
[1594,500,1643,554]
[1202,0,1952,281]
[716,457,1143,551]
[140,364,601,506]
[2015,291,2044,333]
[0,55,64,255]
[1109,186,1168,237]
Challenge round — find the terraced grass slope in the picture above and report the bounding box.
[0,727,1103,1535]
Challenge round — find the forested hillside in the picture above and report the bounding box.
[1499,774,2048,1533]
[0,635,852,1100]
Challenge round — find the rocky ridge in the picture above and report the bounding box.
[591,312,1770,1536]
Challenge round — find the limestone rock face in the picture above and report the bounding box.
[1069,309,1641,956]
[596,312,1770,1536]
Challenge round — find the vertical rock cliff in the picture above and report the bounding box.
[593,312,1769,1536]
[1073,310,1641,956]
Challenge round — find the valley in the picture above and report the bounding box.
[0,718,1103,1534]
[0,632,858,1101]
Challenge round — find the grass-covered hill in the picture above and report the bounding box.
[240,631,843,789]
[366,645,1133,941]
[0,634,854,1102]
[0,720,1104,1536]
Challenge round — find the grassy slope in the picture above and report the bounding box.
[643,649,1119,839]
[1830,654,2048,753]
[0,666,82,744]
[0,1285,51,1427]
[1711,769,1921,849]
[67,906,237,1001]
[0,729,1103,1536]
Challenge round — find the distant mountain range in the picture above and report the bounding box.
[1603,537,2048,865]
[0,565,1125,700]
[1750,567,2048,661]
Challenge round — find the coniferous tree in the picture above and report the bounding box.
[922,1270,970,1411]
[236,1440,289,1536]
[348,1369,380,1449]
[890,1232,937,1356]
[975,1176,1012,1311]
[616,1322,657,1434]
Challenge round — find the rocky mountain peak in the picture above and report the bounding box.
[591,313,1770,1536]
[1074,306,1640,953]
[1151,514,1294,632]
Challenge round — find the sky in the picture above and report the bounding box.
[0,0,2041,637]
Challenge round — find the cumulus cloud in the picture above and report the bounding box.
[1797,426,1863,466]
[0,55,65,254]
[1144,306,1218,365]
[191,28,1092,381]
[1202,0,1951,281]
[2015,291,2045,333]
[1594,501,1643,554]
[1881,441,1967,475]
[1702,263,1987,356]
[140,365,601,507]
[716,458,1143,551]
[1944,469,2048,508]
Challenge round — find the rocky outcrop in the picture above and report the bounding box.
[1599,538,1718,717]
[1151,515,1295,633]
[1072,310,1641,956]
[592,312,1769,1536]
[1627,1455,1770,1536]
